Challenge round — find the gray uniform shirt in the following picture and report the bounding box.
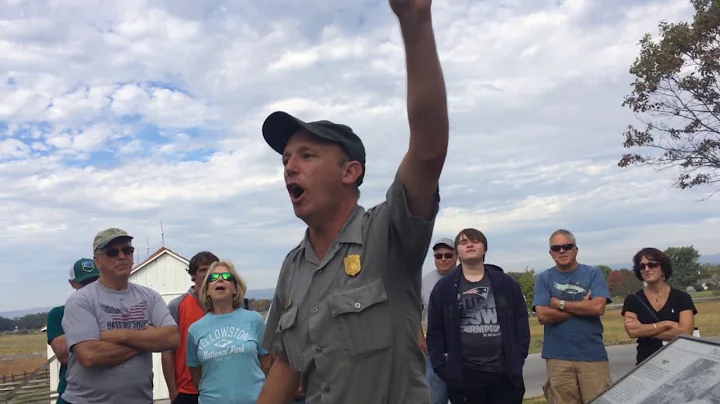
[262,172,440,404]
[61,281,176,404]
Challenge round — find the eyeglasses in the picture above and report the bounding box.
[636,261,661,271]
[105,246,135,258]
[208,272,235,283]
[434,253,454,260]
[550,244,575,253]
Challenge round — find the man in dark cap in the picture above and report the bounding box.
[259,0,449,402]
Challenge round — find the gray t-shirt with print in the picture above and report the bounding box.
[421,270,448,324]
[61,281,176,404]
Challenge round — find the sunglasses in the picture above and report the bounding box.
[636,261,661,271]
[434,253,454,260]
[550,244,575,253]
[208,272,235,283]
[105,246,135,258]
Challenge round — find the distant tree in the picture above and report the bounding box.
[664,246,703,288]
[608,269,644,297]
[596,265,613,280]
[608,270,624,296]
[509,267,536,311]
[0,316,13,332]
[619,0,720,195]
[248,299,271,313]
[14,312,48,330]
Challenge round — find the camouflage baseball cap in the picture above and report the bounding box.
[93,228,133,252]
[69,258,100,283]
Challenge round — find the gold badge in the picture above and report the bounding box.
[344,254,362,277]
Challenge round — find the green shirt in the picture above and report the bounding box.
[46,305,67,404]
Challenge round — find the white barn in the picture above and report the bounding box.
[47,247,191,403]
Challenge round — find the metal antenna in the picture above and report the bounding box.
[160,221,165,247]
[146,238,150,259]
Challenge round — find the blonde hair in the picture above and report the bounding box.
[199,259,248,313]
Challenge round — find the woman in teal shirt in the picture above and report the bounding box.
[186,259,272,404]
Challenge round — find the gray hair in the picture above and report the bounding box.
[549,229,576,246]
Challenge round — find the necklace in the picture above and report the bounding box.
[646,285,667,303]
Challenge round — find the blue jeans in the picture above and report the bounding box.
[426,355,448,404]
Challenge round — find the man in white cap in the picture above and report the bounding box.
[60,228,180,404]
[420,237,457,404]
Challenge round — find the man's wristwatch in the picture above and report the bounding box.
[558,300,566,311]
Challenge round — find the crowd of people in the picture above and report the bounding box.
[419,229,699,404]
[39,0,701,403]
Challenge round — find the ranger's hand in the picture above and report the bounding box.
[389,0,431,19]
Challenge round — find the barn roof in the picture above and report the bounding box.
[131,247,189,275]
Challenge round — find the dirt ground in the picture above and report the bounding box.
[0,356,47,379]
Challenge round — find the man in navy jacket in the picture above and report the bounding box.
[426,228,530,403]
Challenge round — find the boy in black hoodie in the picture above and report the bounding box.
[426,228,530,404]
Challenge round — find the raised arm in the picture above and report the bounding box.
[392,0,449,220]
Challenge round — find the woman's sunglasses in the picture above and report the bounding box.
[636,261,661,271]
[208,272,235,283]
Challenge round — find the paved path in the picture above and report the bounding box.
[155,337,720,402]
[523,336,720,398]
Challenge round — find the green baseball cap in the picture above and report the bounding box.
[262,111,367,185]
[69,258,100,283]
[93,228,133,252]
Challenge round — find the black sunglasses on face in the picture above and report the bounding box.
[550,244,575,253]
[105,246,135,258]
[636,261,661,271]
[434,253,454,260]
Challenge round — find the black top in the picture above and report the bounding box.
[458,274,504,373]
[621,288,697,364]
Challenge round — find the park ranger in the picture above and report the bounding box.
[258,0,449,402]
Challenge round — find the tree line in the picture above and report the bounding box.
[508,245,719,311]
[0,312,48,332]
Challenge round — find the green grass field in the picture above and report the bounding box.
[0,333,45,356]
[527,299,720,354]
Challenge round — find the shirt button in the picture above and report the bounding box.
[312,307,319,313]
[354,302,361,309]
[316,346,323,353]
[324,386,331,392]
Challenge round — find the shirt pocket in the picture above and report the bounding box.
[327,277,392,361]
[276,306,303,371]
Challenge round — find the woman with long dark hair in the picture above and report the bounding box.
[621,247,697,365]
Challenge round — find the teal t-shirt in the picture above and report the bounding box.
[46,305,67,404]
[186,308,268,404]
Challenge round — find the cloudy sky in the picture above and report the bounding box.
[1,0,718,312]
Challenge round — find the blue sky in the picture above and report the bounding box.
[1,0,719,312]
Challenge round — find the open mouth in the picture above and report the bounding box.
[286,183,306,202]
[215,285,227,291]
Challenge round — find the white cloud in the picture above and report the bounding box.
[0,0,717,311]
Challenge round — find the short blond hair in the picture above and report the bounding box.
[199,260,248,313]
